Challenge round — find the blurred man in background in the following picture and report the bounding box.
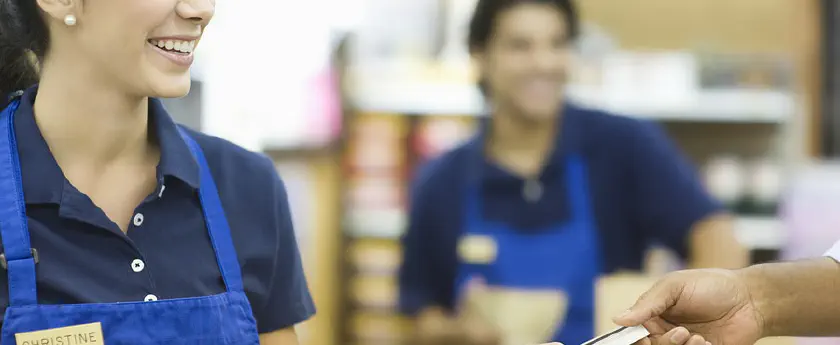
[398,0,748,344]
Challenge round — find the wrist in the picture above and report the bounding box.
[738,264,777,338]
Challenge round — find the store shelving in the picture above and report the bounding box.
[338,112,477,345]
[349,80,795,124]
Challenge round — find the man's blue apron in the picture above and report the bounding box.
[455,153,602,345]
[0,99,261,344]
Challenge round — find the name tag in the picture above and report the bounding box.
[15,322,104,345]
[458,235,497,264]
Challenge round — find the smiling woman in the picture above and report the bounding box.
[0,0,313,344]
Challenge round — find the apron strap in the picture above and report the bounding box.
[0,100,39,306]
[566,155,594,224]
[177,127,245,293]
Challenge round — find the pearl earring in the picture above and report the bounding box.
[64,14,77,26]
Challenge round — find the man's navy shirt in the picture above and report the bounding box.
[399,103,723,315]
[0,88,316,332]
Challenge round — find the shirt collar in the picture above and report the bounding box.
[148,97,200,189]
[13,86,199,205]
[469,102,583,163]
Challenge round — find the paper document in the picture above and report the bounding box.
[460,287,568,345]
[582,326,650,345]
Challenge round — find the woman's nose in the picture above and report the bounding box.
[177,0,215,25]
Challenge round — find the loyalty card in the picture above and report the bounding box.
[581,326,650,345]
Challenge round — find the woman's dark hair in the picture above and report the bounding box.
[467,0,579,95]
[0,0,49,103]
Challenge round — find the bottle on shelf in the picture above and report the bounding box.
[743,157,782,217]
[704,155,747,213]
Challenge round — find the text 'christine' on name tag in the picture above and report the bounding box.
[581,326,650,345]
[15,322,104,345]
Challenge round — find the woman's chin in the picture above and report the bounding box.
[140,49,196,98]
[148,77,192,99]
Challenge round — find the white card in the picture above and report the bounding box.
[582,326,650,345]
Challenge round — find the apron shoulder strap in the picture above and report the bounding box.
[0,99,39,306]
[176,127,246,293]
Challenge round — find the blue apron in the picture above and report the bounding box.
[455,154,602,345]
[0,99,261,344]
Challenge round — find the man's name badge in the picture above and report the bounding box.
[15,322,104,345]
[458,235,497,264]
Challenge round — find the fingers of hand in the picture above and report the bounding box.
[686,335,708,345]
[665,327,691,345]
[642,317,672,335]
[614,276,681,326]
[613,273,686,326]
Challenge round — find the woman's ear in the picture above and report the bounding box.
[36,0,79,25]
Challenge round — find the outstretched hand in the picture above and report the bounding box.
[611,269,764,345]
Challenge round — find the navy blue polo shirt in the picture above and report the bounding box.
[0,88,315,333]
[399,103,723,315]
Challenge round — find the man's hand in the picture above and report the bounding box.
[612,269,763,345]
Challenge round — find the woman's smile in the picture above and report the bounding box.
[147,37,198,67]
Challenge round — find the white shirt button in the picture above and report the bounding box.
[144,294,158,302]
[158,184,166,198]
[131,259,145,273]
[133,213,144,226]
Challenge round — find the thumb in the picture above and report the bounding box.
[613,275,682,326]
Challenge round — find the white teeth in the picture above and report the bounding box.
[147,39,197,54]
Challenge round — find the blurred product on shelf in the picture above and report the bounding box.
[348,240,403,275]
[703,155,785,254]
[698,53,795,91]
[351,312,408,344]
[413,117,477,162]
[745,158,783,215]
[350,275,399,310]
[345,114,409,239]
[341,113,477,345]
[704,155,746,210]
